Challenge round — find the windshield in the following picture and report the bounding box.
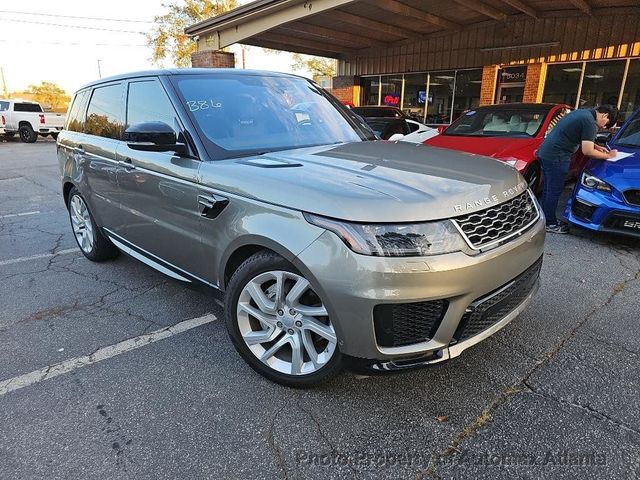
[444,108,550,137]
[172,74,372,158]
[615,115,640,148]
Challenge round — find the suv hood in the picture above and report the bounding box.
[199,141,527,223]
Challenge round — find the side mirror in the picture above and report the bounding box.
[124,121,188,155]
[437,125,447,134]
[388,133,405,141]
[595,131,612,146]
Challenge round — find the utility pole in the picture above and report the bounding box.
[0,67,8,98]
[97,59,102,79]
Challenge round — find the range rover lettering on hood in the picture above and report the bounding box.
[453,181,528,213]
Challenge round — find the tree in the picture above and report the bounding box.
[291,53,336,80]
[147,0,238,68]
[24,82,70,111]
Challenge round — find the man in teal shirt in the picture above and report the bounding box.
[537,105,619,234]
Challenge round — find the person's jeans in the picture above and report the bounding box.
[539,157,570,225]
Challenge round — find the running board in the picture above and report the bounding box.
[107,235,192,283]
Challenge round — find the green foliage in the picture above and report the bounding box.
[147,0,238,68]
[291,53,336,79]
[24,82,70,110]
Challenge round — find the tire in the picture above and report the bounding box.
[523,162,542,194]
[51,133,59,140]
[224,251,342,387]
[67,187,119,262]
[18,124,38,143]
[3,133,15,140]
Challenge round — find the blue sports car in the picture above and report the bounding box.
[566,110,640,238]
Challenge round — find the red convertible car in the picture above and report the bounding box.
[424,103,587,191]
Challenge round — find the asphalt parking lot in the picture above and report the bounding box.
[1,137,639,480]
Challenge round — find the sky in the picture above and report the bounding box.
[0,0,310,95]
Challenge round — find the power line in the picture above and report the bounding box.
[0,39,148,47]
[0,10,154,23]
[0,17,147,34]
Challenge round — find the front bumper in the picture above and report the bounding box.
[294,215,545,361]
[566,185,640,238]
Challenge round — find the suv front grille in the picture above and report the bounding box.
[452,256,542,344]
[623,189,640,206]
[452,191,539,249]
[374,300,448,348]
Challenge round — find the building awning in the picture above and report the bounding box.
[185,0,635,59]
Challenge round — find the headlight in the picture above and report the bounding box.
[581,171,612,192]
[304,213,467,256]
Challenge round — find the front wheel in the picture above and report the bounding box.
[19,125,38,143]
[224,251,342,387]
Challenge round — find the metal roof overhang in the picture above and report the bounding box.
[185,0,639,59]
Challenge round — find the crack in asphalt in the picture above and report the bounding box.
[266,405,289,480]
[521,380,640,437]
[295,395,360,479]
[421,255,640,479]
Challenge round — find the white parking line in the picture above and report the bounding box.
[0,248,79,266]
[0,210,41,219]
[0,313,217,397]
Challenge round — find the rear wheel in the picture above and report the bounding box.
[18,125,38,143]
[67,187,119,262]
[225,251,342,387]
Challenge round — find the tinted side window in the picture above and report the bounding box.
[86,84,123,139]
[126,80,178,132]
[66,90,90,132]
[14,103,43,113]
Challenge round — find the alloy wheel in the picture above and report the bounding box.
[236,270,337,376]
[69,195,95,254]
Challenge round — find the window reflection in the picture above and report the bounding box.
[579,60,625,108]
[403,73,428,120]
[380,75,403,108]
[426,71,455,125]
[361,77,380,106]
[543,63,582,106]
[620,60,640,122]
[453,70,482,121]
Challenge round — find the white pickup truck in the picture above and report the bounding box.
[0,99,65,143]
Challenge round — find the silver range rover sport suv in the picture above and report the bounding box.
[57,69,545,387]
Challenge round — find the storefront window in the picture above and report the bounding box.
[426,71,455,125]
[543,63,582,106]
[380,75,403,108]
[620,59,640,122]
[579,60,625,108]
[361,76,380,106]
[453,69,482,120]
[403,73,428,120]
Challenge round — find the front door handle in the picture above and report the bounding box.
[118,158,136,170]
